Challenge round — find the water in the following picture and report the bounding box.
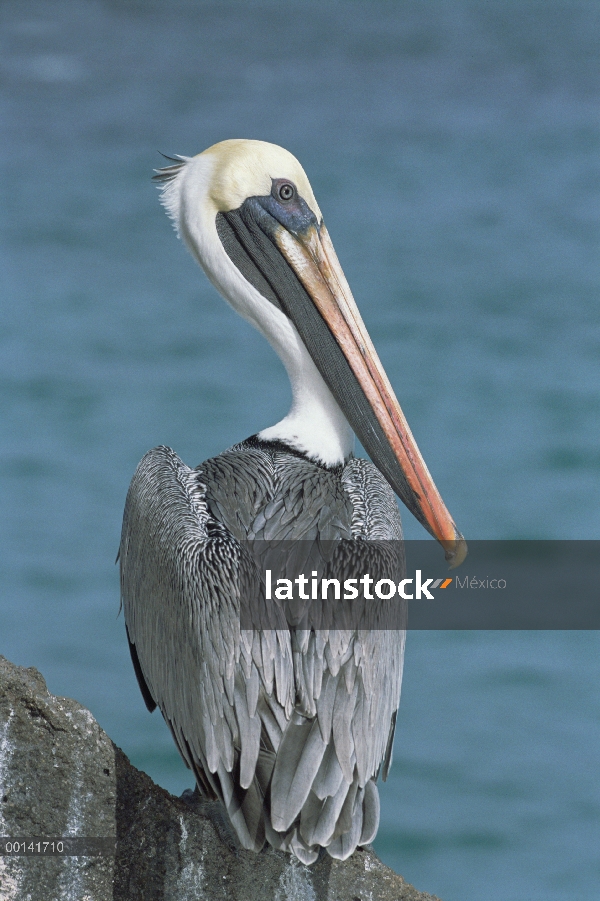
[1,2,599,898]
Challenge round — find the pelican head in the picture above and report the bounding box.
[155,139,466,565]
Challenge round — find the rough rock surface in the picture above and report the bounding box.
[0,656,442,901]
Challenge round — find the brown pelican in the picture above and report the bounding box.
[120,140,465,864]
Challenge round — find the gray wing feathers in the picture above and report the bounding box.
[121,445,404,861]
[120,445,293,850]
[342,457,404,541]
[270,714,327,832]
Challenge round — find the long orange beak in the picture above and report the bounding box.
[272,220,467,568]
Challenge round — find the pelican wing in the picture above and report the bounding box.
[204,445,405,862]
[120,443,404,863]
[274,458,405,861]
[120,445,295,849]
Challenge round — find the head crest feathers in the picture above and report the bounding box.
[153,154,190,235]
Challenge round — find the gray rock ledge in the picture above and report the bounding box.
[0,656,442,901]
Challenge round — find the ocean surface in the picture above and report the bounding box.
[1,2,599,899]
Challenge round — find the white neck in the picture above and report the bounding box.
[258,323,354,466]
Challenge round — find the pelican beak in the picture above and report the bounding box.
[217,198,466,566]
[271,220,467,567]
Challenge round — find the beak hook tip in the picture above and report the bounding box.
[445,535,468,569]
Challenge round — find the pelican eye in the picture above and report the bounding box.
[276,182,295,202]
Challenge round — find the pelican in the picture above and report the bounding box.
[120,139,465,864]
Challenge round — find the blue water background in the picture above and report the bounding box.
[1,2,599,899]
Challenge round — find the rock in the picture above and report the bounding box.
[0,656,442,901]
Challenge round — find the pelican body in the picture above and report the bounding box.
[120,140,465,864]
